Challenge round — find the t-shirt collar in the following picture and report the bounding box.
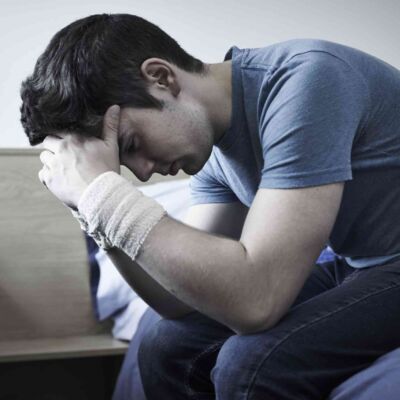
[214,45,244,152]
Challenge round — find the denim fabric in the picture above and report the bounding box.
[137,257,400,399]
[112,308,161,400]
[329,347,400,399]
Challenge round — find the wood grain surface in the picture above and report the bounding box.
[0,148,189,360]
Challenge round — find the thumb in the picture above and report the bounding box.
[102,104,120,144]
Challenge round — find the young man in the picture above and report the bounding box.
[20,13,400,399]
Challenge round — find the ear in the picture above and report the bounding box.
[140,58,181,97]
[102,105,120,145]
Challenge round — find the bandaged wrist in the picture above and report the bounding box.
[73,171,167,259]
[70,207,113,250]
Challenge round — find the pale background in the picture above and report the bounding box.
[1,0,399,148]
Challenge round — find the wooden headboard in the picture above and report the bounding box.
[0,148,189,361]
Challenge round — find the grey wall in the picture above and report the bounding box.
[1,0,399,147]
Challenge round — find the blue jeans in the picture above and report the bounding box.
[113,308,161,400]
[137,257,400,399]
[329,347,400,399]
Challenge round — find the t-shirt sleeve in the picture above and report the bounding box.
[189,151,239,206]
[259,51,369,189]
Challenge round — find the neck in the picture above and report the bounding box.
[180,60,232,144]
[204,60,232,143]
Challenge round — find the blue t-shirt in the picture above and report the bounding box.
[190,39,400,268]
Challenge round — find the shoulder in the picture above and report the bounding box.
[241,39,348,69]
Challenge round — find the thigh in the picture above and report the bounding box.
[212,260,400,400]
[137,258,352,400]
[136,258,348,399]
[291,257,352,308]
[138,309,234,400]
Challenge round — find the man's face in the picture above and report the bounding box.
[117,98,214,182]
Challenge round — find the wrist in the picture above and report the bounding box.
[76,171,167,258]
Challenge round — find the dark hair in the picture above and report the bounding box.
[20,13,206,145]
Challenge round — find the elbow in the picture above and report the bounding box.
[232,292,293,334]
[227,296,283,335]
[231,299,289,335]
[231,316,272,336]
[227,307,276,336]
[229,253,276,335]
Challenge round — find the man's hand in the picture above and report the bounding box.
[38,105,121,209]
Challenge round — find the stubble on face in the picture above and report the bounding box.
[190,100,216,169]
[161,97,215,176]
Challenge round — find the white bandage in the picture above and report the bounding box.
[71,171,167,259]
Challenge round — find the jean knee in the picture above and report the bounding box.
[137,317,184,374]
[212,330,301,400]
[138,313,230,398]
[211,333,267,396]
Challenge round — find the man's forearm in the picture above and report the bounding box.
[76,172,269,334]
[135,216,265,334]
[105,246,195,319]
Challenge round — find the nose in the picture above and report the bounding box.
[123,154,155,182]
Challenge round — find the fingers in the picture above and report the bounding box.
[102,105,120,144]
[42,134,63,153]
[39,149,55,169]
[38,167,49,189]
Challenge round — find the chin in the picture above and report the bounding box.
[182,163,195,175]
[183,150,210,175]
[188,161,205,175]
[182,165,193,175]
